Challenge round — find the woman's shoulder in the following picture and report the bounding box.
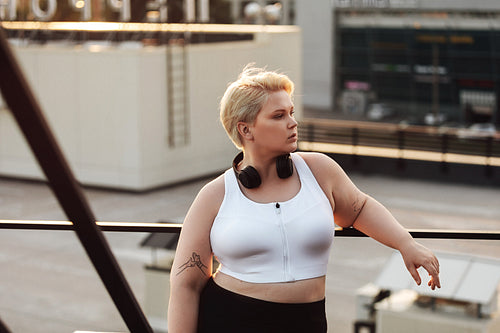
[197,173,225,206]
[295,151,346,181]
[182,173,226,229]
[295,151,338,170]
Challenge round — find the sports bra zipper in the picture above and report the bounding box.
[276,202,292,281]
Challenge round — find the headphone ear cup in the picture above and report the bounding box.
[233,152,262,189]
[239,166,262,189]
[232,152,292,188]
[276,154,294,179]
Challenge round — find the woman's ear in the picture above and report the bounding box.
[237,121,253,141]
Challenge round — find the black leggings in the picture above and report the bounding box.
[197,277,327,333]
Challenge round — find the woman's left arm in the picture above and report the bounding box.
[301,152,440,290]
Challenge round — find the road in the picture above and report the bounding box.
[0,172,499,333]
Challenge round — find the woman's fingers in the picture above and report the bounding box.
[422,255,441,289]
[402,242,441,290]
[406,262,422,286]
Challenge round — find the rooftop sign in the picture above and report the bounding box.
[0,0,132,21]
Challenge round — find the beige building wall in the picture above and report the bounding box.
[0,27,301,190]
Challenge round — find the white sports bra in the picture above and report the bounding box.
[210,153,335,283]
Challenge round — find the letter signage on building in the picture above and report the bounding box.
[0,0,132,21]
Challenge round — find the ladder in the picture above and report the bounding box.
[166,37,190,148]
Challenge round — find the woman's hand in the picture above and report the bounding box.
[400,241,441,290]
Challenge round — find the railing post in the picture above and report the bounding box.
[440,133,449,174]
[397,129,406,171]
[352,127,359,166]
[486,136,493,177]
[308,123,315,144]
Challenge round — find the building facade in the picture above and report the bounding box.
[298,0,500,128]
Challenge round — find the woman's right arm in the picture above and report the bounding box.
[167,176,224,333]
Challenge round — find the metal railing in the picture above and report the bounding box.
[1,219,500,240]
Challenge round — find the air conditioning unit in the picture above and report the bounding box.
[376,294,500,333]
[354,252,500,333]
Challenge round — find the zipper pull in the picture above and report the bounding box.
[276,202,281,214]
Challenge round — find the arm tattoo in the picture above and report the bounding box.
[352,195,365,216]
[176,252,208,276]
[352,197,361,214]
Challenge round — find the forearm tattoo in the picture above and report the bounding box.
[176,252,208,276]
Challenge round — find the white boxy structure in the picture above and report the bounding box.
[0,25,302,191]
[356,251,500,333]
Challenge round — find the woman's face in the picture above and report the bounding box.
[248,90,298,154]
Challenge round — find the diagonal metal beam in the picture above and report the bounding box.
[0,28,152,332]
[0,317,12,333]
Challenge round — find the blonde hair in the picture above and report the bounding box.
[220,64,294,149]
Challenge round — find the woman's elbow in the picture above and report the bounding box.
[334,218,355,229]
[171,272,208,296]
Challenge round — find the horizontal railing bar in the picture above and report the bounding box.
[1,219,499,240]
[299,141,500,167]
[0,219,183,233]
[335,226,500,240]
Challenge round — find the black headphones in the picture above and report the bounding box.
[232,151,294,189]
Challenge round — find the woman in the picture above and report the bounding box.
[167,65,441,333]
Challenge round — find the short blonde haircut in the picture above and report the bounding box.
[220,65,294,149]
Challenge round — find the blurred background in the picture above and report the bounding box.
[0,0,499,332]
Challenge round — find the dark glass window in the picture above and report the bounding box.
[492,32,500,52]
[414,82,453,104]
[374,74,411,100]
[337,26,499,123]
[452,56,493,77]
[413,30,448,53]
[372,29,408,45]
[340,50,370,70]
[340,29,369,49]
[448,30,491,54]
[373,52,409,68]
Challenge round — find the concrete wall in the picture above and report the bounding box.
[0,28,301,190]
[295,0,332,110]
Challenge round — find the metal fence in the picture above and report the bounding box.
[300,118,500,165]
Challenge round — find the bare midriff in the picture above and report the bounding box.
[212,271,326,303]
